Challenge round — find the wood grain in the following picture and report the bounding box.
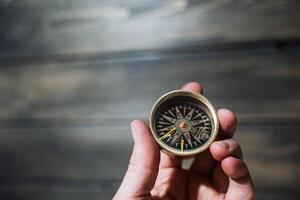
[0,0,300,57]
[0,48,299,199]
[0,0,300,199]
[0,49,299,121]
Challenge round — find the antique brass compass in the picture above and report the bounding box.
[149,90,219,156]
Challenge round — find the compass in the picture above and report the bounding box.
[149,90,219,156]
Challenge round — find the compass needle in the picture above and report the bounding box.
[158,125,176,133]
[159,127,177,140]
[181,139,184,152]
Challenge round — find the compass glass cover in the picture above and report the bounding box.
[150,91,218,156]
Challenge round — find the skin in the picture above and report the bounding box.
[113,82,255,200]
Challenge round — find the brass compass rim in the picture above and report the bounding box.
[149,90,219,157]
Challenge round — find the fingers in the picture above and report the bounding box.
[210,139,254,199]
[190,151,216,176]
[159,82,203,169]
[222,157,255,200]
[113,120,160,199]
[217,109,237,138]
[212,163,229,193]
[190,109,237,176]
[159,152,182,168]
[181,82,203,94]
[222,157,248,179]
[210,139,243,161]
[210,139,243,191]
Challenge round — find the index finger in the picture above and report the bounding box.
[181,82,203,94]
[217,108,237,138]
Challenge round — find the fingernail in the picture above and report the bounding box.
[130,121,139,145]
[216,141,230,149]
[131,121,137,133]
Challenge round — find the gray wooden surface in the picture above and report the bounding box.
[0,0,300,200]
[1,0,300,57]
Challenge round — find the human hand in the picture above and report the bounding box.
[113,82,255,200]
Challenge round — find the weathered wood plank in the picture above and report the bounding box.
[0,182,299,200]
[0,185,116,200]
[0,0,300,57]
[0,124,299,184]
[0,124,299,200]
[0,45,299,199]
[0,50,299,121]
[1,184,297,200]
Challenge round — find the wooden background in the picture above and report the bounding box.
[0,0,300,199]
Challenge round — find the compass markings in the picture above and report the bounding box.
[193,111,205,120]
[185,108,195,120]
[155,103,212,151]
[175,106,184,119]
[158,125,175,133]
[183,132,193,147]
[193,137,203,144]
[190,126,210,143]
[157,121,172,125]
[168,109,176,118]
[166,137,171,143]
[204,122,211,127]
[191,118,210,126]
[190,131,204,144]
[171,131,181,145]
[162,114,176,123]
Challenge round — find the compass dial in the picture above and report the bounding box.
[149,90,219,156]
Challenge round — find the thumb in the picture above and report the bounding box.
[222,156,255,200]
[114,120,160,199]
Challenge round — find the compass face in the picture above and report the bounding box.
[149,90,219,156]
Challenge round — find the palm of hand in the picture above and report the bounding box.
[152,156,228,199]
